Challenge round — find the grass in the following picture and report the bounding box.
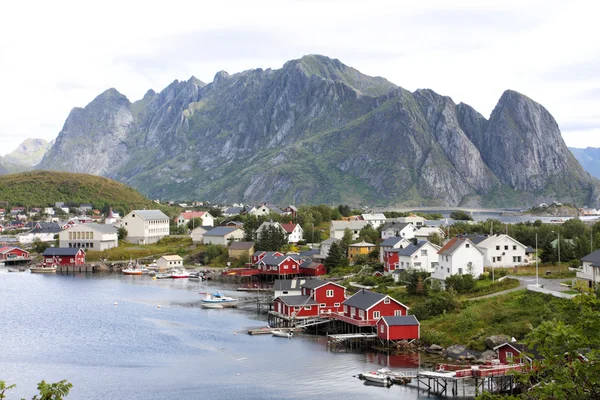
[494,264,576,279]
[464,278,521,298]
[86,237,194,262]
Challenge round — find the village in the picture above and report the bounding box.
[1,201,600,396]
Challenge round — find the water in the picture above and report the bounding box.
[0,272,450,400]
[408,210,575,225]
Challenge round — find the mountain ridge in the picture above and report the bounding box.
[38,55,600,207]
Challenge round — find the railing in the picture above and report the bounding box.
[330,313,378,326]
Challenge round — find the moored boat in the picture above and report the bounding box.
[271,330,293,338]
[377,368,412,384]
[201,303,224,309]
[171,269,189,279]
[155,273,172,279]
[201,292,238,307]
[362,371,392,385]
[30,264,57,273]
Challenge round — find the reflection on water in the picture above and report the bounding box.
[0,272,462,399]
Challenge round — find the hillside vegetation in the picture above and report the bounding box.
[0,170,159,214]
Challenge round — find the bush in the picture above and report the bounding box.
[445,274,476,293]
[411,290,461,320]
[419,327,445,346]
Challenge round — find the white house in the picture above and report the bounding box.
[118,210,170,245]
[104,208,120,225]
[361,213,387,229]
[202,227,244,246]
[190,226,213,244]
[18,222,62,244]
[330,220,369,240]
[43,207,55,216]
[59,223,119,251]
[379,236,410,263]
[396,214,427,227]
[176,211,214,228]
[476,234,528,267]
[380,222,417,240]
[432,237,485,284]
[320,237,340,257]
[281,223,304,243]
[577,249,600,289]
[156,255,183,269]
[395,240,441,274]
[414,226,446,241]
[250,204,285,217]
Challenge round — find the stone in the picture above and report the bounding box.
[429,344,444,351]
[485,335,512,350]
[446,344,467,359]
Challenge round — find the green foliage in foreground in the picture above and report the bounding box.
[86,237,194,262]
[0,379,72,400]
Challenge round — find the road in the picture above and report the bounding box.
[467,275,572,300]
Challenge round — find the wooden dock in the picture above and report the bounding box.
[247,326,295,335]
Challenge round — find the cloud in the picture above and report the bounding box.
[572,88,600,101]
[56,81,86,91]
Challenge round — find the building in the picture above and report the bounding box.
[228,241,255,259]
[105,208,119,224]
[258,254,300,277]
[273,278,308,298]
[190,226,213,244]
[577,249,600,288]
[414,226,446,241]
[119,210,170,245]
[42,248,86,266]
[380,222,417,240]
[59,223,118,250]
[156,255,183,269]
[320,237,340,257]
[396,214,427,227]
[360,213,387,229]
[280,223,304,243]
[338,289,409,326]
[202,227,244,246]
[493,343,534,365]
[379,237,410,264]
[251,250,283,265]
[0,246,29,260]
[476,234,528,268]
[299,260,326,276]
[18,222,62,244]
[176,211,214,228]
[432,236,485,284]
[385,240,440,274]
[377,315,420,341]
[330,220,369,240]
[300,280,345,313]
[347,241,376,263]
[273,295,319,319]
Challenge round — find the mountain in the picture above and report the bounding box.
[1,138,54,174]
[38,55,600,207]
[0,171,161,213]
[570,147,600,180]
[0,156,8,175]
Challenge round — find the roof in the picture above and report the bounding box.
[179,211,208,219]
[300,279,338,289]
[525,246,536,254]
[330,220,369,231]
[415,226,445,236]
[381,315,420,326]
[299,249,320,257]
[582,249,600,266]
[42,248,85,256]
[280,223,299,233]
[361,213,386,220]
[204,227,239,237]
[476,234,526,250]
[130,210,169,220]
[273,278,307,291]
[320,238,340,245]
[224,207,243,214]
[28,222,62,234]
[228,241,255,250]
[393,240,428,256]
[275,295,318,306]
[159,255,183,261]
[380,237,406,247]
[438,237,483,256]
[343,289,386,310]
[69,223,118,234]
[0,246,26,254]
[348,241,375,247]
[253,250,267,257]
[299,261,323,270]
[261,254,293,266]
[381,222,413,232]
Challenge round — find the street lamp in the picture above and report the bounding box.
[553,230,561,274]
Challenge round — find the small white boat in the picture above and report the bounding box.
[7,266,28,272]
[171,269,189,279]
[377,368,412,384]
[155,273,172,279]
[188,274,202,281]
[201,292,238,307]
[271,330,293,338]
[362,371,392,385]
[30,264,57,273]
[201,303,224,309]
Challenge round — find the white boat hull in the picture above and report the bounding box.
[271,330,293,338]
[363,372,391,385]
[30,267,57,273]
[201,303,224,309]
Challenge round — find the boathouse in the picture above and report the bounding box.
[273,295,319,319]
[337,289,409,326]
[252,250,283,265]
[300,280,345,313]
[493,343,534,365]
[42,248,86,266]
[0,246,29,260]
[376,315,420,341]
[258,254,300,277]
[299,260,326,276]
[274,278,307,298]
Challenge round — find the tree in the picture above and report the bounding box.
[340,228,353,255]
[32,238,50,254]
[358,225,378,244]
[338,204,351,217]
[207,207,223,218]
[186,218,203,230]
[428,233,443,246]
[117,227,128,241]
[1,379,72,400]
[324,241,345,272]
[450,210,473,221]
[255,224,286,251]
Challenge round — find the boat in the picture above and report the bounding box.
[188,274,202,281]
[7,266,28,272]
[377,368,412,384]
[122,260,144,275]
[201,292,238,307]
[362,371,392,385]
[271,330,293,338]
[201,303,224,309]
[147,260,159,271]
[171,269,189,279]
[30,264,57,273]
[155,273,172,279]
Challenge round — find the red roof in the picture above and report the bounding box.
[281,223,298,233]
[437,237,459,254]
[180,211,207,219]
[0,246,19,254]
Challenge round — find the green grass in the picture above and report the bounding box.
[464,278,520,298]
[86,237,194,262]
[501,264,576,279]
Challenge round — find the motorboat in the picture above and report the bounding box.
[201,303,224,309]
[362,371,392,386]
[271,330,293,338]
[7,266,28,272]
[30,264,57,273]
[201,292,238,307]
[171,269,189,279]
[188,274,202,281]
[377,368,412,384]
[155,273,172,279]
[122,268,143,275]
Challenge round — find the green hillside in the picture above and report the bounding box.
[0,170,161,214]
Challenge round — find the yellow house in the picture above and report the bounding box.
[228,241,255,259]
[348,241,376,263]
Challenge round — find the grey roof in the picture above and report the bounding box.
[228,241,254,250]
[525,246,536,254]
[82,224,118,234]
[330,220,369,231]
[381,222,412,232]
[381,315,419,326]
[274,278,307,291]
[28,222,62,234]
[582,249,600,266]
[300,279,328,289]
[300,249,320,257]
[461,234,488,245]
[253,250,266,257]
[204,227,239,237]
[261,254,290,266]
[269,205,285,214]
[343,289,386,310]
[321,238,340,245]
[275,295,318,306]
[131,210,169,220]
[380,237,405,247]
[225,207,243,214]
[43,248,84,256]
[392,240,427,256]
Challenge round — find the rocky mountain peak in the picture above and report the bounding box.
[4,138,52,167]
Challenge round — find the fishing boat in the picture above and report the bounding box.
[201,303,224,309]
[30,264,57,273]
[362,371,392,385]
[171,269,189,279]
[122,260,144,275]
[201,291,238,307]
[271,330,293,338]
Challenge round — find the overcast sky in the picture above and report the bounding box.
[1,0,598,156]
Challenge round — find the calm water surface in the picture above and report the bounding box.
[0,272,455,400]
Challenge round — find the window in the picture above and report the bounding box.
[373,311,380,319]
[304,306,312,310]
[458,268,463,275]
[492,257,496,262]
[283,265,288,269]
[497,256,502,262]
[506,352,513,362]
[326,289,334,297]
[283,291,288,294]
[359,309,364,319]
[380,325,385,333]
[504,245,509,250]
[351,307,356,317]
[465,243,470,248]
[69,232,72,240]
[334,303,340,307]
[446,256,449,261]
[320,303,326,308]
[344,305,348,313]
[447,268,450,273]
[394,310,402,316]
[496,245,500,250]
[414,262,421,267]
[384,298,390,304]
[294,307,300,311]
[513,245,517,250]
[421,250,427,256]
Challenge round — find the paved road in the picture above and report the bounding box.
[467,275,572,301]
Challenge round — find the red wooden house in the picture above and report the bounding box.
[273,295,319,319]
[299,260,326,276]
[338,289,409,326]
[493,343,533,364]
[377,315,420,341]
[42,248,86,266]
[0,246,29,260]
[258,254,299,276]
[300,280,346,313]
[383,250,401,273]
[252,250,283,265]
